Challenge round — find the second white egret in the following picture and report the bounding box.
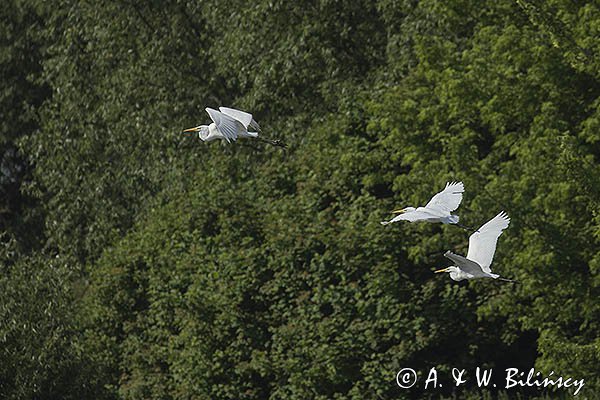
[381,181,465,226]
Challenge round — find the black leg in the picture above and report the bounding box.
[455,223,478,232]
[497,277,518,284]
[258,136,287,149]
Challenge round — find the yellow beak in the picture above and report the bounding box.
[391,208,406,214]
[434,267,449,273]
[182,127,199,133]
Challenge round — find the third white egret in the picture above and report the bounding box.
[381,181,465,226]
[435,211,516,282]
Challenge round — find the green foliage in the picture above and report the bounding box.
[0,0,48,247]
[2,0,600,398]
[0,238,100,399]
[515,0,599,77]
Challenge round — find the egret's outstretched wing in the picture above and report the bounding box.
[219,107,261,132]
[466,211,510,273]
[424,181,464,213]
[380,209,434,225]
[206,108,243,143]
[444,251,487,276]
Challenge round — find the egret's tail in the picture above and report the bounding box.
[243,131,259,138]
[447,215,460,224]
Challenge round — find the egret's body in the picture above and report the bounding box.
[435,211,515,282]
[194,124,225,142]
[381,181,464,226]
[183,107,259,143]
[183,107,286,147]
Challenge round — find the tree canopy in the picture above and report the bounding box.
[1,0,599,399]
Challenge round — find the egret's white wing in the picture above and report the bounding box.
[424,181,464,213]
[219,107,261,131]
[444,251,487,277]
[466,211,510,273]
[206,107,243,143]
[381,209,436,225]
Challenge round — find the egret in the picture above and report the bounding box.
[182,107,285,147]
[381,181,465,226]
[434,211,516,282]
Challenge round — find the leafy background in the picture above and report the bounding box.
[1,0,599,399]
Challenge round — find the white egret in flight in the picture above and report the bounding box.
[435,211,516,282]
[381,181,465,226]
[183,107,285,147]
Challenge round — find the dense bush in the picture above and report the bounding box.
[1,0,599,398]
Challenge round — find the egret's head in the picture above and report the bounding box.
[182,125,209,140]
[391,206,416,214]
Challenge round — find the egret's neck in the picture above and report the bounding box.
[449,271,467,281]
[197,125,210,141]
